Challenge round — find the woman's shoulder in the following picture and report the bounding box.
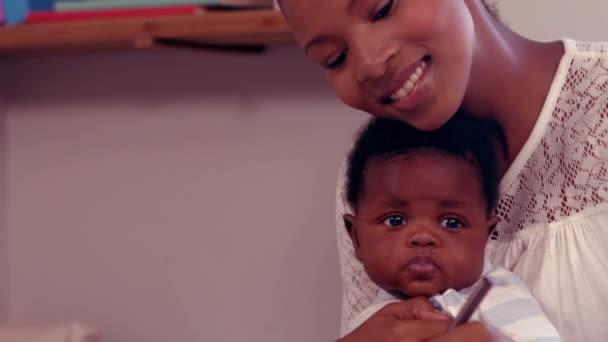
[560,39,608,86]
[567,39,608,56]
[557,39,608,118]
[495,39,608,239]
[546,39,607,116]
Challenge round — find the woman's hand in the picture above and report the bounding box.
[336,297,504,342]
[336,297,451,342]
[429,322,511,342]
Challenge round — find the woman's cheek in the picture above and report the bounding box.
[330,75,365,110]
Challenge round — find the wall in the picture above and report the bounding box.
[0,60,8,321]
[499,0,608,41]
[3,48,366,341]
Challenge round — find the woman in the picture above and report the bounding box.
[279,0,608,340]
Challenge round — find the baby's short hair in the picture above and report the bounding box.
[345,113,500,215]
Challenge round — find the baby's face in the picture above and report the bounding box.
[345,152,495,296]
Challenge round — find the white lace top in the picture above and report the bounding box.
[335,39,608,341]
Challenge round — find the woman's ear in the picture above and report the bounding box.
[343,213,363,261]
[486,215,499,235]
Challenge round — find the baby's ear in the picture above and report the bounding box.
[343,214,363,261]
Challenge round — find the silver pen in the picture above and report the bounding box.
[447,276,493,331]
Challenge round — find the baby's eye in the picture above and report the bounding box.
[372,0,395,22]
[326,49,348,69]
[382,215,406,228]
[440,217,464,230]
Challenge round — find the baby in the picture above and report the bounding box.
[342,114,560,341]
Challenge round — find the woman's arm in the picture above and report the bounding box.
[429,322,509,342]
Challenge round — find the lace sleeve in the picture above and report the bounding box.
[335,160,378,335]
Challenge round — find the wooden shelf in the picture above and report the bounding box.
[0,9,295,54]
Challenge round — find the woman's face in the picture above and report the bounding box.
[282,0,477,130]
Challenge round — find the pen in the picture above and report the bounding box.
[447,276,493,331]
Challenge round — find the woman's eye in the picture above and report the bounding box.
[372,0,394,22]
[382,215,406,228]
[440,218,464,230]
[326,49,348,69]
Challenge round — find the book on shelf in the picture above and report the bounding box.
[3,0,28,24]
[2,0,53,25]
[2,0,276,26]
[0,0,5,24]
[26,4,201,22]
[54,0,274,11]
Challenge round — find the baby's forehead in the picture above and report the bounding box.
[374,148,476,166]
[366,150,487,197]
[361,151,485,205]
[368,149,485,187]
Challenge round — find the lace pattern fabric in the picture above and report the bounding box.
[495,40,608,240]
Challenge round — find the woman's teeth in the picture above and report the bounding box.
[389,61,427,101]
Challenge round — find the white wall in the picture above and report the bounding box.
[1,1,606,341]
[2,48,366,341]
[499,0,608,41]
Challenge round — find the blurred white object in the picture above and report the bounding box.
[0,321,101,342]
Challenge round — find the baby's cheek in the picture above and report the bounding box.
[363,262,395,288]
[360,249,395,283]
[461,257,485,282]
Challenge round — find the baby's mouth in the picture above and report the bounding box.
[405,255,438,277]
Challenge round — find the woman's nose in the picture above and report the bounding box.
[355,52,388,82]
[352,33,397,83]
